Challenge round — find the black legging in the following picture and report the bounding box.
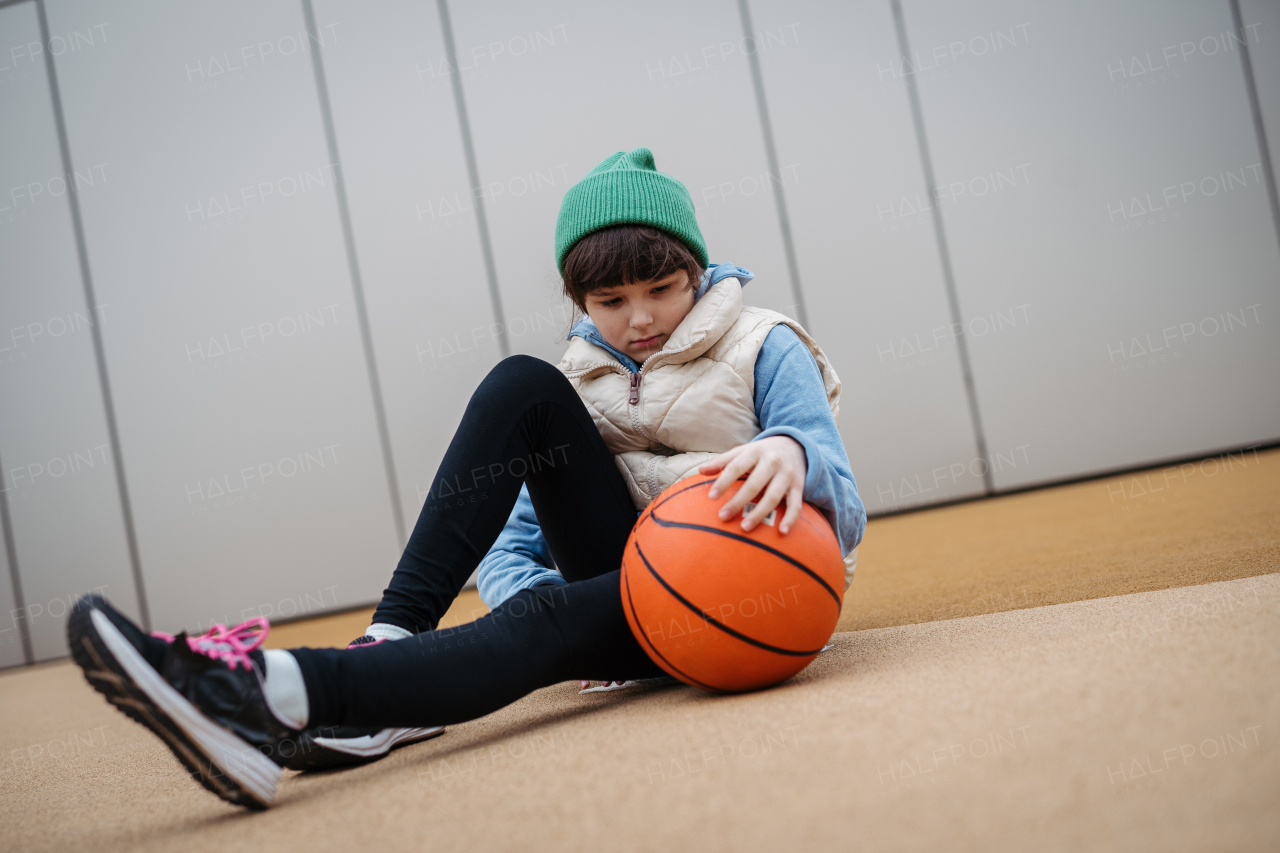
[291,355,666,728]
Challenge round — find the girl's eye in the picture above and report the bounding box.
[651,285,670,295]
[599,297,622,308]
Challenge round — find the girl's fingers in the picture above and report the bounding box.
[719,455,776,521]
[742,476,790,531]
[779,482,804,534]
[710,452,754,500]
[699,446,738,475]
[705,446,746,497]
[714,454,762,517]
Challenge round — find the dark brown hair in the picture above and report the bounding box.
[561,225,703,313]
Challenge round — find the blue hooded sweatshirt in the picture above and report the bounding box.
[475,264,866,606]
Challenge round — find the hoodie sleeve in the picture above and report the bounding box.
[751,325,866,556]
[475,483,565,608]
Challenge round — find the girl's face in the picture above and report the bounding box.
[584,269,696,364]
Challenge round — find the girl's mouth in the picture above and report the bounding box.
[632,335,662,349]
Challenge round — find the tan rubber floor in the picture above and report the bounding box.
[1,448,1276,851]
[266,445,1280,647]
[841,445,1279,631]
[2,576,1276,852]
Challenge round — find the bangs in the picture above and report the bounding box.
[561,225,703,312]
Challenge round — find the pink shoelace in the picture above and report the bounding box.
[151,617,269,671]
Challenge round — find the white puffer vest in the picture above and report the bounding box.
[557,277,858,587]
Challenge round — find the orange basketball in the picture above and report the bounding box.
[620,474,845,693]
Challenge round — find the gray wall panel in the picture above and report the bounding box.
[1241,0,1280,191]
[751,0,986,513]
[450,0,796,364]
[0,0,139,660]
[311,0,496,552]
[901,0,1280,489]
[46,0,400,633]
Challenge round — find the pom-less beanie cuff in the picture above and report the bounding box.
[555,148,708,273]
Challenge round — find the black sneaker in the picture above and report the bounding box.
[67,594,295,809]
[276,630,446,772]
[283,724,445,771]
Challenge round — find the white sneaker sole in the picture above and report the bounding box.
[312,726,445,757]
[83,608,282,808]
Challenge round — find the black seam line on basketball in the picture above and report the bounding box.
[649,476,719,513]
[622,559,717,691]
[624,563,716,691]
[636,477,717,532]
[647,513,841,608]
[634,541,822,657]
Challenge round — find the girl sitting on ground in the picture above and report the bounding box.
[69,148,865,809]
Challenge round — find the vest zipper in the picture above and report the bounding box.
[629,373,641,405]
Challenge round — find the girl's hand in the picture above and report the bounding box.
[697,436,807,534]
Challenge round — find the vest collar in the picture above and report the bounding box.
[563,263,754,374]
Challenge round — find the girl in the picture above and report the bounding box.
[68,148,865,809]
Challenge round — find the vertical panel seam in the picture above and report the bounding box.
[737,0,809,330]
[0,0,33,667]
[436,0,509,358]
[0,448,33,664]
[889,0,993,494]
[1230,0,1280,257]
[35,0,151,628]
[302,0,407,546]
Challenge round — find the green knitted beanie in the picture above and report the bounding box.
[555,148,708,273]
